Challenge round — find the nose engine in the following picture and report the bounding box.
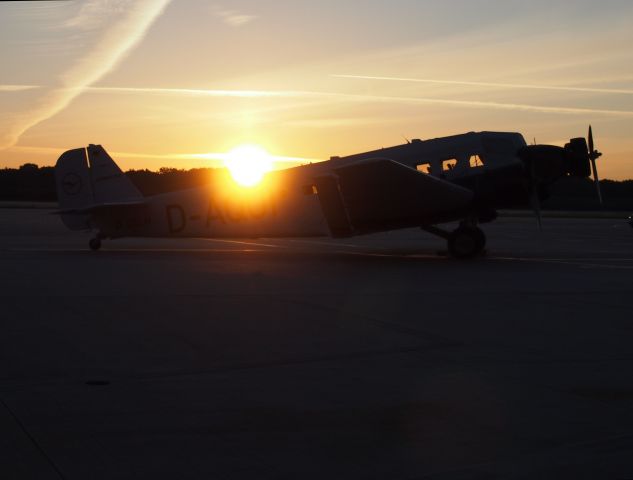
[518,136,596,182]
[516,126,603,226]
[565,137,594,178]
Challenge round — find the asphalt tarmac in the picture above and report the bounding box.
[1,208,632,479]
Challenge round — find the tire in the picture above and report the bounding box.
[89,238,102,251]
[448,227,485,259]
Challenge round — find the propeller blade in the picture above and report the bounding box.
[527,158,542,230]
[529,187,542,231]
[591,158,603,205]
[588,125,603,205]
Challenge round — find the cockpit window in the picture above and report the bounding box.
[469,155,484,167]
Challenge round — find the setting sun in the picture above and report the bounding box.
[224,145,274,187]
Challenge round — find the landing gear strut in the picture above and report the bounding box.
[422,220,486,259]
[89,237,102,251]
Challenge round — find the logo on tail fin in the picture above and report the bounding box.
[62,172,82,196]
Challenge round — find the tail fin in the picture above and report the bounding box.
[55,148,95,230]
[55,145,143,230]
[86,144,142,203]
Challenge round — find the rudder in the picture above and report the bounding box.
[55,148,94,230]
[54,145,144,231]
[86,144,142,203]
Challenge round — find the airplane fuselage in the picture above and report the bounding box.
[57,129,598,256]
[88,131,531,240]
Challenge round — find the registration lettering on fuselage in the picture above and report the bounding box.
[166,197,278,233]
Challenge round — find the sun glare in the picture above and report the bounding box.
[225,144,274,187]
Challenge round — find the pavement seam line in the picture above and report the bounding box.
[0,395,67,480]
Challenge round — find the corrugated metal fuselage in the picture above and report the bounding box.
[88,131,528,239]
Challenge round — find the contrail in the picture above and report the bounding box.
[0,0,172,150]
[4,80,632,145]
[332,74,633,95]
[326,91,633,117]
[82,86,633,116]
[85,86,301,98]
[0,85,40,92]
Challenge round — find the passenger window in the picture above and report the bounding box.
[416,163,431,174]
[302,184,318,195]
[442,159,457,172]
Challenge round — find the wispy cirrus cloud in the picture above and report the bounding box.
[85,86,294,98]
[63,0,129,30]
[0,0,172,150]
[6,83,633,119]
[7,145,316,168]
[210,5,256,27]
[80,85,633,117]
[0,85,40,92]
[331,74,633,96]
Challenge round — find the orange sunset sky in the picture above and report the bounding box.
[1,0,632,178]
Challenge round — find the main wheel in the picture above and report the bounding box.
[447,226,485,259]
[89,237,102,251]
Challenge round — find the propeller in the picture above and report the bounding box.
[588,125,603,205]
[530,186,543,231]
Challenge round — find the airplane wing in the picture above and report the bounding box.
[313,158,474,237]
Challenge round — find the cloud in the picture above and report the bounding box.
[327,92,633,117]
[85,86,295,98]
[83,85,633,117]
[63,0,129,31]
[6,78,633,149]
[281,117,404,129]
[331,74,633,96]
[0,0,172,150]
[211,6,256,27]
[7,145,317,168]
[0,85,40,92]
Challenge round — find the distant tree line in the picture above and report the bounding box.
[1,163,632,210]
[126,167,217,196]
[0,164,216,202]
[542,177,633,210]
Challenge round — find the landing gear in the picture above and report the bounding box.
[447,225,486,259]
[421,220,487,259]
[89,237,102,251]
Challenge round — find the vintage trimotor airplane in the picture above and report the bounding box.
[54,127,603,258]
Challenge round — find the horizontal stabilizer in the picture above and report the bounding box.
[53,200,147,215]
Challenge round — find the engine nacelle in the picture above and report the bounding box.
[565,137,592,178]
